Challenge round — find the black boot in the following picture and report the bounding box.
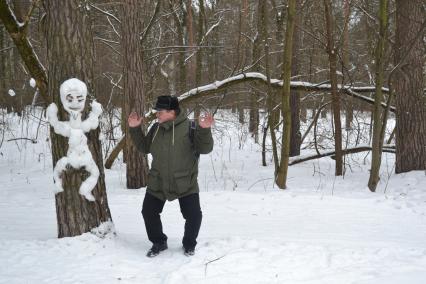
[183,246,195,256]
[146,242,168,257]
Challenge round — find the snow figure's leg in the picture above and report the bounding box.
[53,157,68,194]
[79,159,99,202]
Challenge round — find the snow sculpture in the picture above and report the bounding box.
[46,78,102,202]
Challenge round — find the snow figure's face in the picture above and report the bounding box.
[60,78,88,117]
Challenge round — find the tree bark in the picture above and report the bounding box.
[323,0,343,176]
[289,0,302,157]
[45,0,112,237]
[121,0,149,189]
[343,0,353,129]
[275,0,296,189]
[394,0,426,173]
[168,0,186,94]
[368,0,389,192]
[186,0,195,88]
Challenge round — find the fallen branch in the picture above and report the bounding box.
[178,72,394,112]
[7,137,37,143]
[289,145,395,166]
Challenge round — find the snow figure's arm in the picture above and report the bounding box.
[46,103,71,137]
[81,100,102,133]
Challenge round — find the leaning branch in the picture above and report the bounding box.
[177,72,394,112]
[289,145,395,166]
[104,72,394,168]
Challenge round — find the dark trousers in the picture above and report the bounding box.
[142,192,202,249]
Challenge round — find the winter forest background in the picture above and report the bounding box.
[1,0,426,283]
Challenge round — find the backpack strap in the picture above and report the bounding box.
[189,120,200,159]
[150,122,159,143]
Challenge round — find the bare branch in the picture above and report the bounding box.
[90,3,121,23]
[141,0,162,42]
[289,145,396,166]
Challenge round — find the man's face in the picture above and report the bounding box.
[156,110,176,123]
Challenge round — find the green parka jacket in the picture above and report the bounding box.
[129,111,214,201]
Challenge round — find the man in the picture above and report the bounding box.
[128,95,214,257]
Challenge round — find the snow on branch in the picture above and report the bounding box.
[177,72,394,112]
[289,145,395,166]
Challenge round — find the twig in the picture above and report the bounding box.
[247,178,274,191]
[204,255,227,276]
[7,137,37,143]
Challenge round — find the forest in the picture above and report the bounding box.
[0,1,425,282]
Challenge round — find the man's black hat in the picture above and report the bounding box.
[154,95,179,111]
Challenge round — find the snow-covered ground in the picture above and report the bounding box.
[1,108,425,284]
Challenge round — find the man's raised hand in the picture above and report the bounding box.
[198,113,214,128]
[128,112,143,127]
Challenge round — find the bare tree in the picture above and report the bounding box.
[323,0,343,176]
[368,0,389,192]
[275,0,296,189]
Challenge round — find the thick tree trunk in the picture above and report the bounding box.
[45,0,112,238]
[121,0,149,189]
[394,0,426,173]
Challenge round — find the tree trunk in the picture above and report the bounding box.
[368,0,389,192]
[289,0,302,157]
[249,2,263,143]
[168,0,186,94]
[45,0,112,238]
[394,0,426,173]
[186,0,195,88]
[195,0,205,88]
[343,0,353,129]
[0,23,6,108]
[275,0,296,189]
[323,0,343,176]
[261,0,278,170]
[121,0,149,189]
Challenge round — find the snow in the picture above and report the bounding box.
[6,3,24,28]
[8,89,16,97]
[0,108,425,283]
[178,72,388,104]
[29,78,36,88]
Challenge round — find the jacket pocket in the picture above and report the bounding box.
[148,169,161,192]
[173,170,191,194]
